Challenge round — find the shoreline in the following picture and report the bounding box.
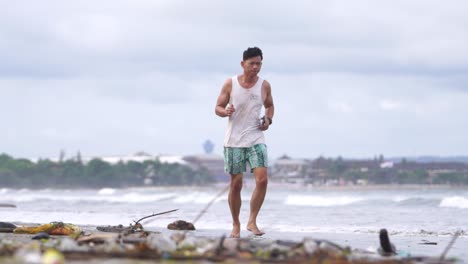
[2,183,467,191]
[246,181,468,190]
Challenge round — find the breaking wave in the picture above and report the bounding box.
[98,188,116,195]
[0,191,176,203]
[439,196,468,209]
[285,195,364,206]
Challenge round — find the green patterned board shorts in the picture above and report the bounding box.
[224,144,268,174]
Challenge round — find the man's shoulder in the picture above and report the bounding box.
[225,77,234,84]
[221,77,233,92]
[261,79,271,90]
[223,77,233,85]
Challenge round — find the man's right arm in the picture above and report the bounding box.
[215,79,232,117]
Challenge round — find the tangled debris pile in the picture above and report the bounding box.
[13,222,82,238]
[0,222,458,264]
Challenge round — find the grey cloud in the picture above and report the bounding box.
[3,0,468,79]
[1,0,468,158]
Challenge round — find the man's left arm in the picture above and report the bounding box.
[260,81,274,131]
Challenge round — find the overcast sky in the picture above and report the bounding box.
[1,0,468,160]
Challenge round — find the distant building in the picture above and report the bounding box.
[99,151,156,164]
[270,155,312,184]
[183,154,227,181]
[157,155,188,165]
[380,161,394,169]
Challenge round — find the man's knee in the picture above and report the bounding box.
[230,175,243,192]
[254,168,268,187]
[256,174,268,187]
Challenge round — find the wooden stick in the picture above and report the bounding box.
[192,184,230,225]
[134,209,179,226]
[440,230,461,261]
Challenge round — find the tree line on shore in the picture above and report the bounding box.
[308,156,468,185]
[0,153,213,188]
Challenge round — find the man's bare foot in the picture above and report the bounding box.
[230,224,241,238]
[247,224,265,236]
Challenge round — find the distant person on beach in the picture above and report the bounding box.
[215,47,275,238]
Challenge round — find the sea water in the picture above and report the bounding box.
[1,184,467,261]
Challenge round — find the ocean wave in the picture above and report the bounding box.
[395,197,440,206]
[173,192,225,204]
[271,224,467,237]
[117,192,176,203]
[0,192,176,203]
[439,196,468,209]
[284,195,364,206]
[392,196,410,202]
[98,188,116,195]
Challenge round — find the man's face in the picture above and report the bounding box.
[241,56,262,75]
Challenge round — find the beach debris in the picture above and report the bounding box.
[96,209,178,233]
[378,228,396,256]
[167,220,195,230]
[0,222,17,228]
[134,209,178,226]
[96,224,134,233]
[32,232,50,240]
[77,233,118,244]
[419,239,437,245]
[41,248,65,264]
[0,203,16,208]
[1,229,459,263]
[147,233,177,252]
[13,222,82,238]
[13,241,42,263]
[0,222,17,233]
[172,185,229,244]
[420,229,437,235]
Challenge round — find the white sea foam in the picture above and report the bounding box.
[1,192,175,203]
[117,192,175,203]
[392,195,410,202]
[98,188,116,195]
[284,195,364,206]
[439,196,468,209]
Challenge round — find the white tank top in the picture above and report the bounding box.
[224,75,265,147]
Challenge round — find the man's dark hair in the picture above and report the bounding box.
[243,47,263,61]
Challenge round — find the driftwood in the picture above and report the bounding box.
[0,228,15,233]
[96,209,178,233]
[0,203,16,208]
[419,241,437,245]
[134,209,178,226]
[191,185,230,225]
[96,224,132,233]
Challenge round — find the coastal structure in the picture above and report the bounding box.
[270,155,312,184]
[182,154,227,181]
